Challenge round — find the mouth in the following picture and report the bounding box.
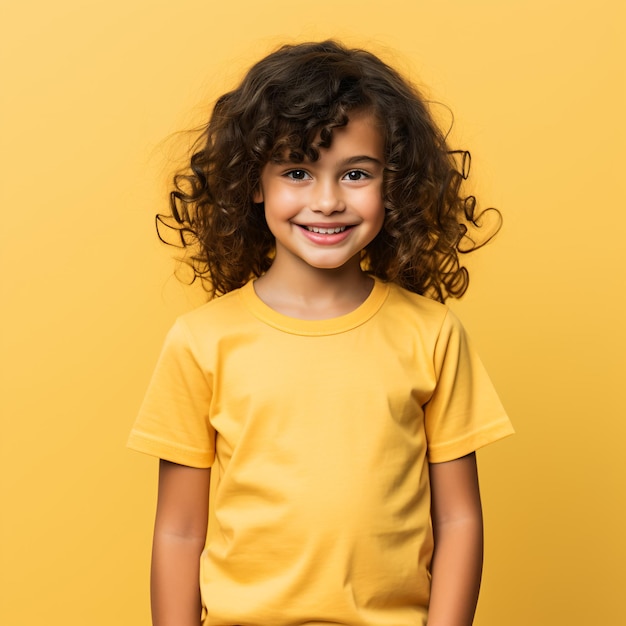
[300,225,350,234]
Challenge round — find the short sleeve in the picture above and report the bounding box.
[127,319,215,468]
[425,310,514,463]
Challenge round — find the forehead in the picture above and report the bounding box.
[331,112,385,157]
[270,110,385,164]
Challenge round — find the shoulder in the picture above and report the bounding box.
[176,285,248,335]
[386,281,447,313]
[157,285,253,364]
[383,281,455,333]
[369,281,470,363]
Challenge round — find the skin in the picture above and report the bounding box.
[428,453,484,626]
[253,110,386,319]
[151,460,210,626]
[150,111,484,625]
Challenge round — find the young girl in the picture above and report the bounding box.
[128,40,514,626]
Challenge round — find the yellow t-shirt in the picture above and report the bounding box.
[128,279,513,626]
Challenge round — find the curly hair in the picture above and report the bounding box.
[160,40,501,302]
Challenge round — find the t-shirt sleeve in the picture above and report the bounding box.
[425,309,514,463]
[127,319,215,468]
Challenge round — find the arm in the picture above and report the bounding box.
[427,452,483,626]
[151,459,211,626]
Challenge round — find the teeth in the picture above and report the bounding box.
[305,226,347,234]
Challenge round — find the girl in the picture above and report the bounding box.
[128,40,514,626]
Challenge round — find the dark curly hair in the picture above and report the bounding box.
[160,40,501,302]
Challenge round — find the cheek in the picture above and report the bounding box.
[373,210,385,237]
[264,186,300,217]
[262,191,294,233]
[366,192,386,231]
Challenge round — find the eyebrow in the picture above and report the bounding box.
[271,155,383,167]
[341,155,384,167]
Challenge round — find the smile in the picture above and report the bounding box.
[303,225,348,234]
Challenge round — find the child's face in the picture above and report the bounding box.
[254,111,385,276]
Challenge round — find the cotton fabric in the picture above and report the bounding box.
[128,279,513,625]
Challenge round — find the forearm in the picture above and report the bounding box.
[427,453,484,626]
[151,530,205,626]
[150,460,211,626]
[427,515,483,626]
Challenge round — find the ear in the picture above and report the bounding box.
[253,187,263,203]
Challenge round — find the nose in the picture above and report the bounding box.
[310,179,346,215]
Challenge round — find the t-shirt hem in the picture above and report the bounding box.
[427,417,514,463]
[127,431,214,468]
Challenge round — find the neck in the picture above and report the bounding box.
[253,258,374,320]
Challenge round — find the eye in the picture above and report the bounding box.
[284,169,311,181]
[343,170,370,181]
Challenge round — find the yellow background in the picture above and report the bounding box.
[1,1,624,624]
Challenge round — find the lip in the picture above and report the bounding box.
[296,223,355,245]
[298,222,354,229]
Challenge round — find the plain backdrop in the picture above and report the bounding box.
[1,1,624,624]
